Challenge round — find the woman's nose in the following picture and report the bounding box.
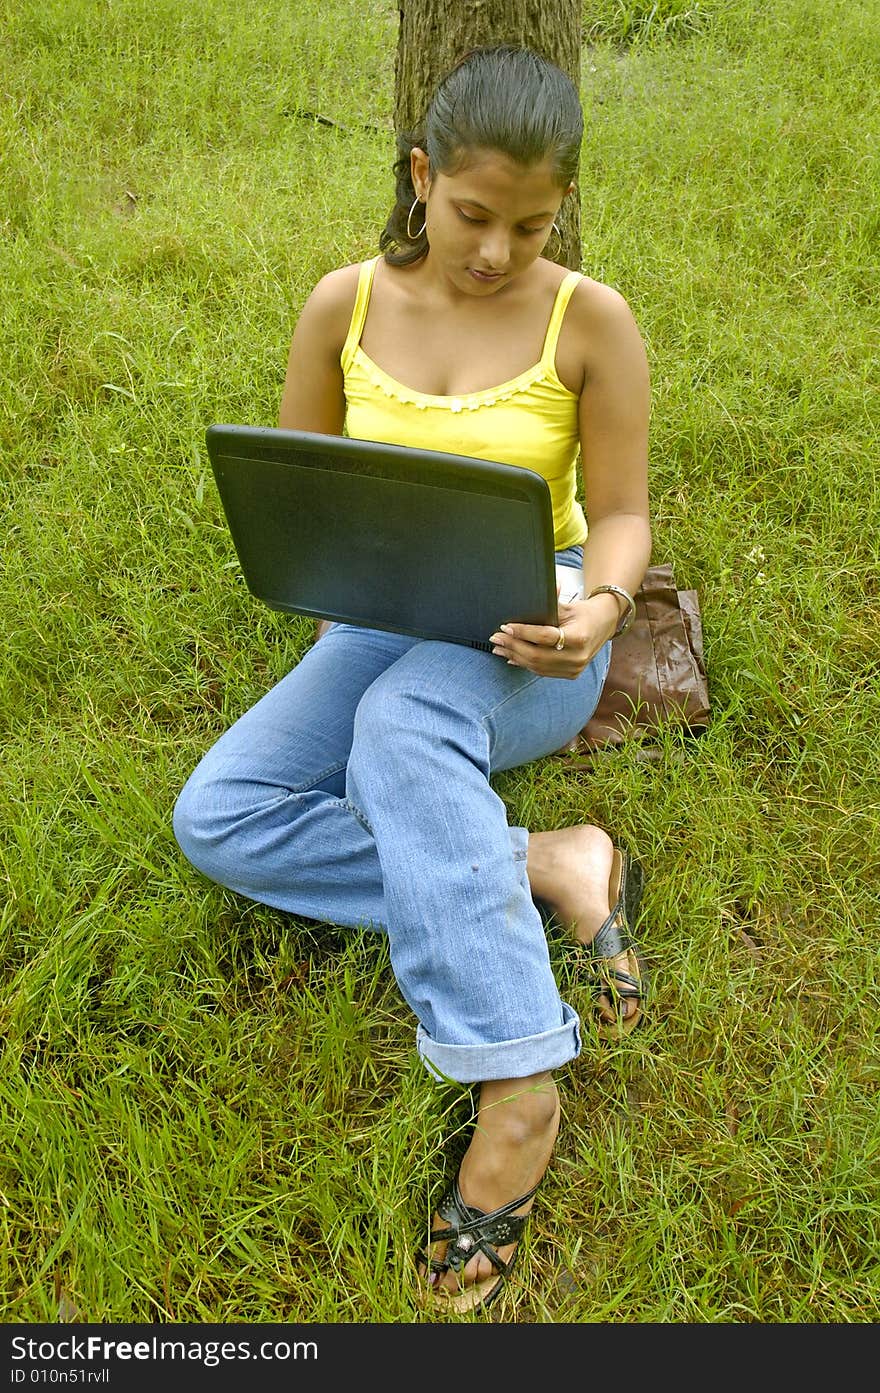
[478,227,512,269]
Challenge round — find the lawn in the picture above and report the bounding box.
[1,0,878,1323]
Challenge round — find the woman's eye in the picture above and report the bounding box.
[455,209,547,233]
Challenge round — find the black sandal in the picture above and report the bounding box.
[416,1176,540,1313]
[586,847,648,1040]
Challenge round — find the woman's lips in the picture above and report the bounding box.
[469,268,504,282]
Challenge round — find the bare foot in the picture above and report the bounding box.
[526,824,639,1028]
[419,1074,559,1308]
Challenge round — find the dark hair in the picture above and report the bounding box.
[380,45,583,266]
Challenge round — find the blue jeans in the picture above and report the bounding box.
[173,548,610,1084]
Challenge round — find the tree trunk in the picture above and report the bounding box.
[394,0,583,271]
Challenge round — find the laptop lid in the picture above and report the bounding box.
[205,424,561,649]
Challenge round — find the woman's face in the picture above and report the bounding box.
[411,146,572,295]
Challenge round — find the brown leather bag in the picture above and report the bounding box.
[561,562,710,760]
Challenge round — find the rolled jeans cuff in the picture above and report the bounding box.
[416,1000,582,1085]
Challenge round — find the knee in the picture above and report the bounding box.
[354,674,451,750]
[172,766,231,881]
[172,773,207,867]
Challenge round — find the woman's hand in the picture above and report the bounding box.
[489,592,621,678]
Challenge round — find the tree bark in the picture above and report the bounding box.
[394,0,583,270]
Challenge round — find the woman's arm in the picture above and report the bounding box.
[490,280,652,677]
[277,264,360,435]
[575,280,652,644]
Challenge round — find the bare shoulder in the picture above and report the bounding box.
[294,261,362,349]
[569,275,644,341]
[280,262,365,432]
[558,274,649,391]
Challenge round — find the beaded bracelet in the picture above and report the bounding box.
[587,583,636,637]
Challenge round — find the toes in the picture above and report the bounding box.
[425,1243,513,1296]
[597,991,628,1024]
[417,1233,449,1286]
[435,1250,507,1295]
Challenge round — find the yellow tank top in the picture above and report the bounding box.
[340,257,588,550]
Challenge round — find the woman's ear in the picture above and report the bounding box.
[410,146,431,200]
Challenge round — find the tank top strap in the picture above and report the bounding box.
[340,255,381,372]
[539,269,585,369]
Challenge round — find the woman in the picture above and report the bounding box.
[173,44,652,1313]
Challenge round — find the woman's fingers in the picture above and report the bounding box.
[489,620,580,674]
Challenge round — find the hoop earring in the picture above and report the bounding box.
[407,196,426,240]
[544,220,563,259]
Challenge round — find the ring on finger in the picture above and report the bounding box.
[554,626,566,651]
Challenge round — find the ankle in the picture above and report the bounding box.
[477,1076,560,1145]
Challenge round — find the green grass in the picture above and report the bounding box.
[2,0,878,1324]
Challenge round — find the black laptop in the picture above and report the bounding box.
[205,424,581,650]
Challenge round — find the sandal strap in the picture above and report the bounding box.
[593,984,641,1003]
[590,850,642,959]
[594,966,641,992]
[430,1177,540,1276]
[586,852,647,1002]
[591,908,630,960]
